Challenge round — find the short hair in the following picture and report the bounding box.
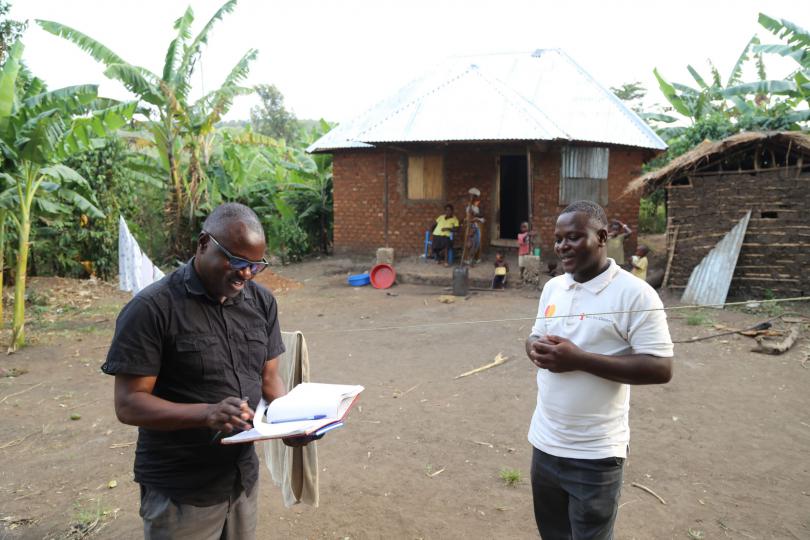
[445,203,454,211]
[560,200,608,229]
[202,203,265,241]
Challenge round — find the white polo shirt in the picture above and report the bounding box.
[528,259,673,459]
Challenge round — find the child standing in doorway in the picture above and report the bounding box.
[517,221,538,282]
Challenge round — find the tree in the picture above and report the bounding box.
[653,18,810,132]
[652,46,747,124]
[284,121,333,254]
[0,0,25,63]
[610,81,647,113]
[724,13,810,124]
[0,41,135,350]
[39,0,258,259]
[250,84,298,141]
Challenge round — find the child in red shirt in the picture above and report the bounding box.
[517,221,537,281]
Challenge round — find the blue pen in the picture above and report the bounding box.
[270,414,327,424]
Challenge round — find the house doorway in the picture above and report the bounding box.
[498,155,529,240]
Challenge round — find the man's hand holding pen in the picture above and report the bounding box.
[207,396,253,434]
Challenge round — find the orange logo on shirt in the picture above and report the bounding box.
[544,304,556,317]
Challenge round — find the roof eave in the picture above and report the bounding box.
[310,137,667,154]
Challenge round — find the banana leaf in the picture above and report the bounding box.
[654,69,692,118]
[0,41,23,135]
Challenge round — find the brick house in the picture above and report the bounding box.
[308,49,666,258]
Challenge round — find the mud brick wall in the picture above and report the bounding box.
[667,168,810,297]
[332,145,647,258]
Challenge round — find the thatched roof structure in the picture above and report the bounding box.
[625,131,810,194]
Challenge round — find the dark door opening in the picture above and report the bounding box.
[499,155,529,240]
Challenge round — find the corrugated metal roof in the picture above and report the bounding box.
[308,49,666,153]
[681,211,751,308]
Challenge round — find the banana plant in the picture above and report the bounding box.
[653,35,764,123]
[283,121,334,254]
[655,23,810,130]
[0,41,135,351]
[38,0,257,259]
[756,13,810,70]
[726,13,810,121]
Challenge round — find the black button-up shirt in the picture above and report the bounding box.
[102,260,285,506]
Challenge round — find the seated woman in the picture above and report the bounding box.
[429,204,459,266]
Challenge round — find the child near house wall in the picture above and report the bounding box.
[517,221,538,282]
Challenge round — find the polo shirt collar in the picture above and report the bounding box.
[182,258,252,304]
[563,259,619,294]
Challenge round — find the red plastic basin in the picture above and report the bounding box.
[369,263,396,289]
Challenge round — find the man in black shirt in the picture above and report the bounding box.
[103,203,298,539]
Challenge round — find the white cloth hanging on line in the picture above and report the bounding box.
[118,215,164,295]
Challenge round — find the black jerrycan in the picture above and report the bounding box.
[452,266,469,296]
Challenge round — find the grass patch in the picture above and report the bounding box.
[685,310,713,326]
[499,467,522,487]
[68,498,115,538]
[760,301,784,318]
[1,366,28,377]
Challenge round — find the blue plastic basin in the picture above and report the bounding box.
[347,272,371,286]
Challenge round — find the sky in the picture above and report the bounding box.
[9,0,810,124]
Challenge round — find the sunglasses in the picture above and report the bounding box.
[205,232,269,275]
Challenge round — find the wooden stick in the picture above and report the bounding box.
[0,381,42,404]
[662,225,679,289]
[109,441,136,449]
[427,467,446,478]
[0,429,39,450]
[455,353,509,379]
[631,482,666,505]
[402,383,420,396]
[393,383,420,398]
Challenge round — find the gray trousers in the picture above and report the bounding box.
[139,483,258,540]
[530,447,624,540]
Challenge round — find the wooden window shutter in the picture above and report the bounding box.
[408,154,444,200]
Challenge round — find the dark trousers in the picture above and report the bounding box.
[140,483,258,540]
[530,447,624,540]
[432,235,451,260]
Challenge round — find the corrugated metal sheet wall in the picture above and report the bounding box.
[559,146,609,205]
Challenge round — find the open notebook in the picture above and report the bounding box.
[222,383,363,444]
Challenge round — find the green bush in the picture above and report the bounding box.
[273,218,310,263]
[638,196,666,234]
[31,139,165,280]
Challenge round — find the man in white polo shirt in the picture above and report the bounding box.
[525,200,673,539]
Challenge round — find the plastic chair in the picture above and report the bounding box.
[423,231,432,262]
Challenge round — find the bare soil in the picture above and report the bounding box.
[1,263,808,539]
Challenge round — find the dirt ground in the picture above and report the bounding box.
[1,260,809,539]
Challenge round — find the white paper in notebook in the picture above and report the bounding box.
[221,383,363,444]
[267,382,363,422]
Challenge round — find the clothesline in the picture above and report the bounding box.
[314,295,810,334]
